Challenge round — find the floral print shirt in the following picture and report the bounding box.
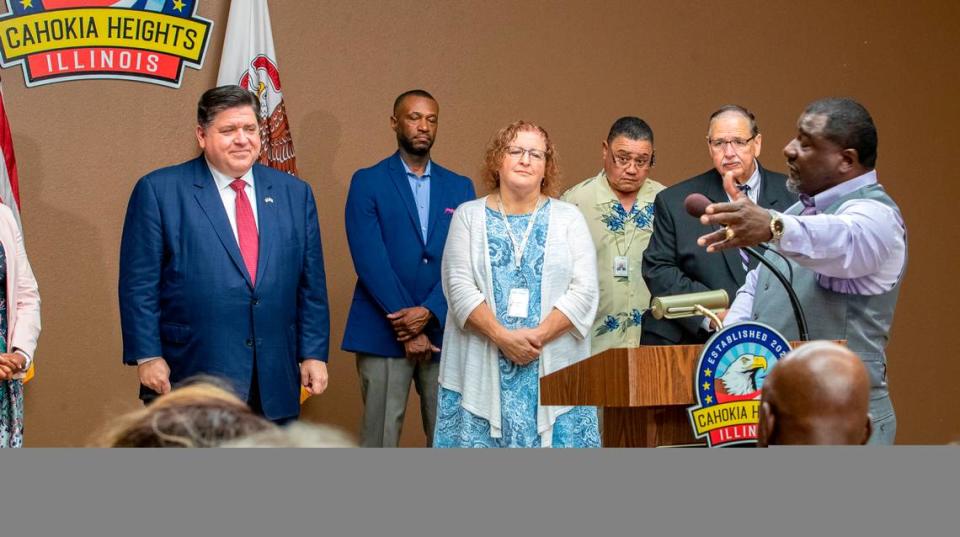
[561,170,665,352]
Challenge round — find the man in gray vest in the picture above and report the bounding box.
[696,98,906,444]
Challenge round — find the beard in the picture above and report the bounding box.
[398,134,433,156]
[786,175,801,194]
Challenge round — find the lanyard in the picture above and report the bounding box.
[613,202,641,257]
[497,195,543,270]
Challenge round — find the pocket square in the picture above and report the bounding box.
[444,207,455,215]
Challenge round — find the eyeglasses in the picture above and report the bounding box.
[708,135,757,150]
[611,153,652,169]
[505,146,547,162]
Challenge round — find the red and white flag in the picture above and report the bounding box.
[217,1,308,401]
[0,78,21,230]
[217,0,298,175]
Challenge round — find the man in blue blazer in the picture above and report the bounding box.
[343,90,475,447]
[119,86,330,423]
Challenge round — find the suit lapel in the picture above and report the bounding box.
[388,153,426,244]
[757,163,788,210]
[192,159,254,289]
[703,170,748,282]
[425,166,444,245]
[253,168,276,291]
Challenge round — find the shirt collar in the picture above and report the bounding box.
[594,169,658,208]
[808,169,878,209]
[401,157,432,179]
[207,159,255,191]
[741,161,762,192]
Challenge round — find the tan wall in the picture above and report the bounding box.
[7,0,958,446]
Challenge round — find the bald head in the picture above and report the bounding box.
[758,342,872,446]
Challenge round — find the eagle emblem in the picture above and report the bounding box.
[238,55,297,175]
[687,322,791,447]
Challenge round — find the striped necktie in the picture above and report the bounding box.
[737,184,751,272]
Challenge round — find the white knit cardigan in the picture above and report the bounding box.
[439,197,599,446]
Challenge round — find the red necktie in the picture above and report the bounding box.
[230,179,259,283]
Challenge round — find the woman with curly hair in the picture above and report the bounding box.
[435,121,600,448]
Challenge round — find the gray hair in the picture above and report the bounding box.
[222,422,357,448]
[708,104,759,137]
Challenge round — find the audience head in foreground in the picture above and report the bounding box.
[223,422,357,448]
[758,341,872,446]
[94,378,276,447]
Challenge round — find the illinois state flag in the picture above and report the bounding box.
[0,76,30,382]
[216,0,297,175]
[217,0,308,401]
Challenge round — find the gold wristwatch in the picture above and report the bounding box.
[768,210,784,242]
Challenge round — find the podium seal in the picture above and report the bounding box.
[687,322,791,447]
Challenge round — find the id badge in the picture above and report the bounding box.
[613,255,630,279]
[508,288,530,318]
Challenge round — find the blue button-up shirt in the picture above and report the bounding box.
[401,158,432,242]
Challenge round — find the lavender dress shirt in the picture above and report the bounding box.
[726,170,906,324]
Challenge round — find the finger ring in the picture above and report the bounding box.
[725,227,735,240]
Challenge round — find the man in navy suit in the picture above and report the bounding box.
[119,86,330,423]
[343,90,475,447]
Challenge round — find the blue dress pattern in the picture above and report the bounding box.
[434,201,600,448]
[0,244,22,448]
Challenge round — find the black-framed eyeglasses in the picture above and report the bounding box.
[707,135,757,150]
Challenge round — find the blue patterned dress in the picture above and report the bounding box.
[434,201,600,448]
[0,244,22,448]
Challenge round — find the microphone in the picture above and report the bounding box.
[684,193,712,221]
[651,289,729,320]
[683,192,809,340]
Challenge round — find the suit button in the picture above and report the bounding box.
[245,338,254,348]
[764,283,770,291]
[422,257,428,264]
[753,313,759,320]
[252,298,260,306]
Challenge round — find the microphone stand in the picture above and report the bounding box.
[742,245,810,341]
[685,193,810,341]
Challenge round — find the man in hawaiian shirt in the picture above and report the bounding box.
[561,117,665,353]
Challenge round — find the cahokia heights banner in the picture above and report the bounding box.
[0,0,212,87]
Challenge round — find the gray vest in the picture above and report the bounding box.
[750,183,905,422]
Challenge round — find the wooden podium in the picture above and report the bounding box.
[540,345,702,447]
[540,342,820,447]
